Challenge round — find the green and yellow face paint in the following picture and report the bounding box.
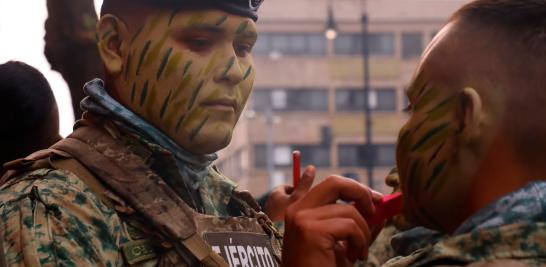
[396,70,462,231]
[103,8,257,154]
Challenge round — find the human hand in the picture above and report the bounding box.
[281,167,385,267]
[265,165,315,222]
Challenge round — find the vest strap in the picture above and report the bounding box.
[50,157,117,210]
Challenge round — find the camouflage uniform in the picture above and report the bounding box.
[362,219,446,267]
[0,120,235,266]
[0,82,280,266]
[364,223,400,267]
[380,181,546,267]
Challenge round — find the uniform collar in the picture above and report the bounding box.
[453,181,546,236]
[80,79,217,190]
[84,113,237,215]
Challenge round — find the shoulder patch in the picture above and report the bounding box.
[121,239,158,265]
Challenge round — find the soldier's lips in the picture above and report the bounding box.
[201,99,237,112]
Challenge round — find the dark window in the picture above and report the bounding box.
[334,34,357,55]
[253,89,328,112]
[253,34,270,55]
[294,145,331,168]
[338,144,396,167]
[334,33,394,56]
[376,145,396,167]
[308,34,327,55]
[254,146,267,168]
[336,88,396,111]
[369,33,395,56]
[252,33,326,56]
[402,33,423,59]
[254,145,331,168]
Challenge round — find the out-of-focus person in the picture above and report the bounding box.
[0,61,61,177]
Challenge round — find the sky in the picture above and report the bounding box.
[0,0,104,137]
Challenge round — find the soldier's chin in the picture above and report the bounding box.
[393,214,414,231]
[187,130,231,154]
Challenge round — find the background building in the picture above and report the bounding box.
[215,0,471,197]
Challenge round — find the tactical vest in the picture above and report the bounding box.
[1,126,282,267]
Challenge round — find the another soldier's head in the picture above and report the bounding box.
[397,0,546,234]
[97,0,261,154]
[0,61,61,175]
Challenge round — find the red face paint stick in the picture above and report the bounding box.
[353,192,403,226]
[293,151,301,187]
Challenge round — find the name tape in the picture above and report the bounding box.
[204,232,279,267]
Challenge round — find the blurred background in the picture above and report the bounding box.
[0,0,472,196]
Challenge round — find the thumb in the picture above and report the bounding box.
[291,165,315,200]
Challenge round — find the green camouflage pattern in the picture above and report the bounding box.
[0,116,240,266]
[362,224,400,267]
[376,182,546,267]
[382,221,546,267]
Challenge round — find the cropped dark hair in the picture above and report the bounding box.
[451,0,546,56]
[452,0,546,166]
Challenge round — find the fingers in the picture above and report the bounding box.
[291,165,315,200]
[334,242,353,267]
[293,175,383,218]
[271,184,294,195]
[299,204,371,246]
[307,219,368,260]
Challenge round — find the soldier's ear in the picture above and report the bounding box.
[96,15,129,76]
[456,87,483,143]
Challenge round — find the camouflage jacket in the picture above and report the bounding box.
[361,223,445,267]
[381,181,546,267]
[0,117,244,267]
[364,223,400,267]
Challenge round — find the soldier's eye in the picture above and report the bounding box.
[186,38,213,52]
[234,44,251,57]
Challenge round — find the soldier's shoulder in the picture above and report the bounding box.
[0,168,100,206]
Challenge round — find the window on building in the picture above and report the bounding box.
[294,145,331,168]
[336,88,396,111]
[376,145,396,167]
[254,145,268,168]
[253,33,270,55]
[334,33,394,56]
[402,32,423,59]
[253,89,328,112]
[252,33,326,56]
[370,33,395,56]
[254,145,331,168]
[338,144,396,167]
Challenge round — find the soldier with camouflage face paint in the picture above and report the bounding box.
[0,0,281,266]
[0,0,386,266]
[379,0,546,266]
